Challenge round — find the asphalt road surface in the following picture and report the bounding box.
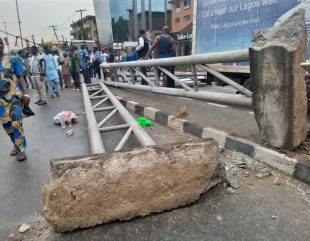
[0,86,309,241]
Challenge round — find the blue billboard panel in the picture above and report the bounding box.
[195,0,307,54]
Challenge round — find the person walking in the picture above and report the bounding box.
[80,44,91,84]
[145,26,176,87]
[29,46,47,105]
[52,49,63,90]
[136,29,149,85]
[61,52,71,88]
[0,37,34,161]
[42,46,60,98]
[69,49,80,91]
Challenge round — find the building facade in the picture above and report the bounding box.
[93,0,113,46]
[70,15,99,43]
[93,0,172,45]
[169,0,193,56]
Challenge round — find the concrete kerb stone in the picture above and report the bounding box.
[116,97,309,184]
[126,101,139,113]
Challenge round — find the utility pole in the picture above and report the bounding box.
[76,9,87,41]
[148,0,152,34]
[164,0,168,26]
[49,25,60,43]
[15,0,24,48]
[141,0,146,30]
[133,0,138,41]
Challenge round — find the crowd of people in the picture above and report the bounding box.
[0,25,176,161]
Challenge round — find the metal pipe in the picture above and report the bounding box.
[90,95,108,100]
[98,108,118,128]
[99,82,156,146]
[201,65,252,97]
[82,83,106,154]
[101,49,249,68]
[132,67,156,86]
[104,81,252,107]
[158,66,193,91]
[117,69,133,84]
[94,106,116,112]
[192,65,199,91]
[115,127,133,151]
[100,124,130,132]
[92,97,109,109]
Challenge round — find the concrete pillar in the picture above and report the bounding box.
[133,0,138,41]
[42,141,221,232]
[141,0,146,30]
[148,0,152,33]
[250,9,308,149]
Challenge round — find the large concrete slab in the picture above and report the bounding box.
[42,140,222,233]
[250,9,308,149]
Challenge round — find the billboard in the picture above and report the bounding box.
[195,0,310,56]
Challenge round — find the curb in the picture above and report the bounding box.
[118,97,310,185]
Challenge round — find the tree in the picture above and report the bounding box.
[112,17,129,42]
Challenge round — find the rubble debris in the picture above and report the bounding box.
[19,223,30,233]
[273,177,282,185]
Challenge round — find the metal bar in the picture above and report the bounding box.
[99,82,156,147]
[92,96,109,109]
[115,127,133,151]
[82,83,106,154]
[132,67,156,87]
[90,95,107,100]
[98,108,118,128]
[101,49,249,68]
[100,124,130,133]
[201,65,253,97]
[104,81,252,107]
[94,106,116,112]
[117,69,133,84]
[89,89,103,97]
[191,65,199,92]
[158,66,193,91]
[87,88,101,91]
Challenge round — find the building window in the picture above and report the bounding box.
[175,18,180,24]
[184,0,191,9]
[176,0,181,13]
[184,15,191,22]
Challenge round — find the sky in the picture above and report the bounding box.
[0,0,95,47]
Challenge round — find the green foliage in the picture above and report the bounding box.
[112,17,129,42]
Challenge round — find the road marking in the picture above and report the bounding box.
[207,102,228,108]
[248,111,254,115]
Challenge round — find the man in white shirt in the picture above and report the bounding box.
[136,29,149,85]
[29,46,47,105]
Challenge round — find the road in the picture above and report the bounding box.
[0,86,309,241]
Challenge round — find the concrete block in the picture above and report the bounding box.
[250,9,308,149]
[126,101,139,113]
[253,145,297,175]
[144,107,159,121]
[42,141,221,233]
[167,116,186,132]
[202,127,227,146]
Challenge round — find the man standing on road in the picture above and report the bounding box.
[0,37,34,161]
[80,44,91,84]
[93,47,101,79]
[42,46,60,98]
[29,46,47,105]
[136,29,149,85]
[145,26,176,87]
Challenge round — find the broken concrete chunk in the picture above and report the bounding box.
[250,9,308,149]
[42,141,222,233]
[19,223,30,233]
